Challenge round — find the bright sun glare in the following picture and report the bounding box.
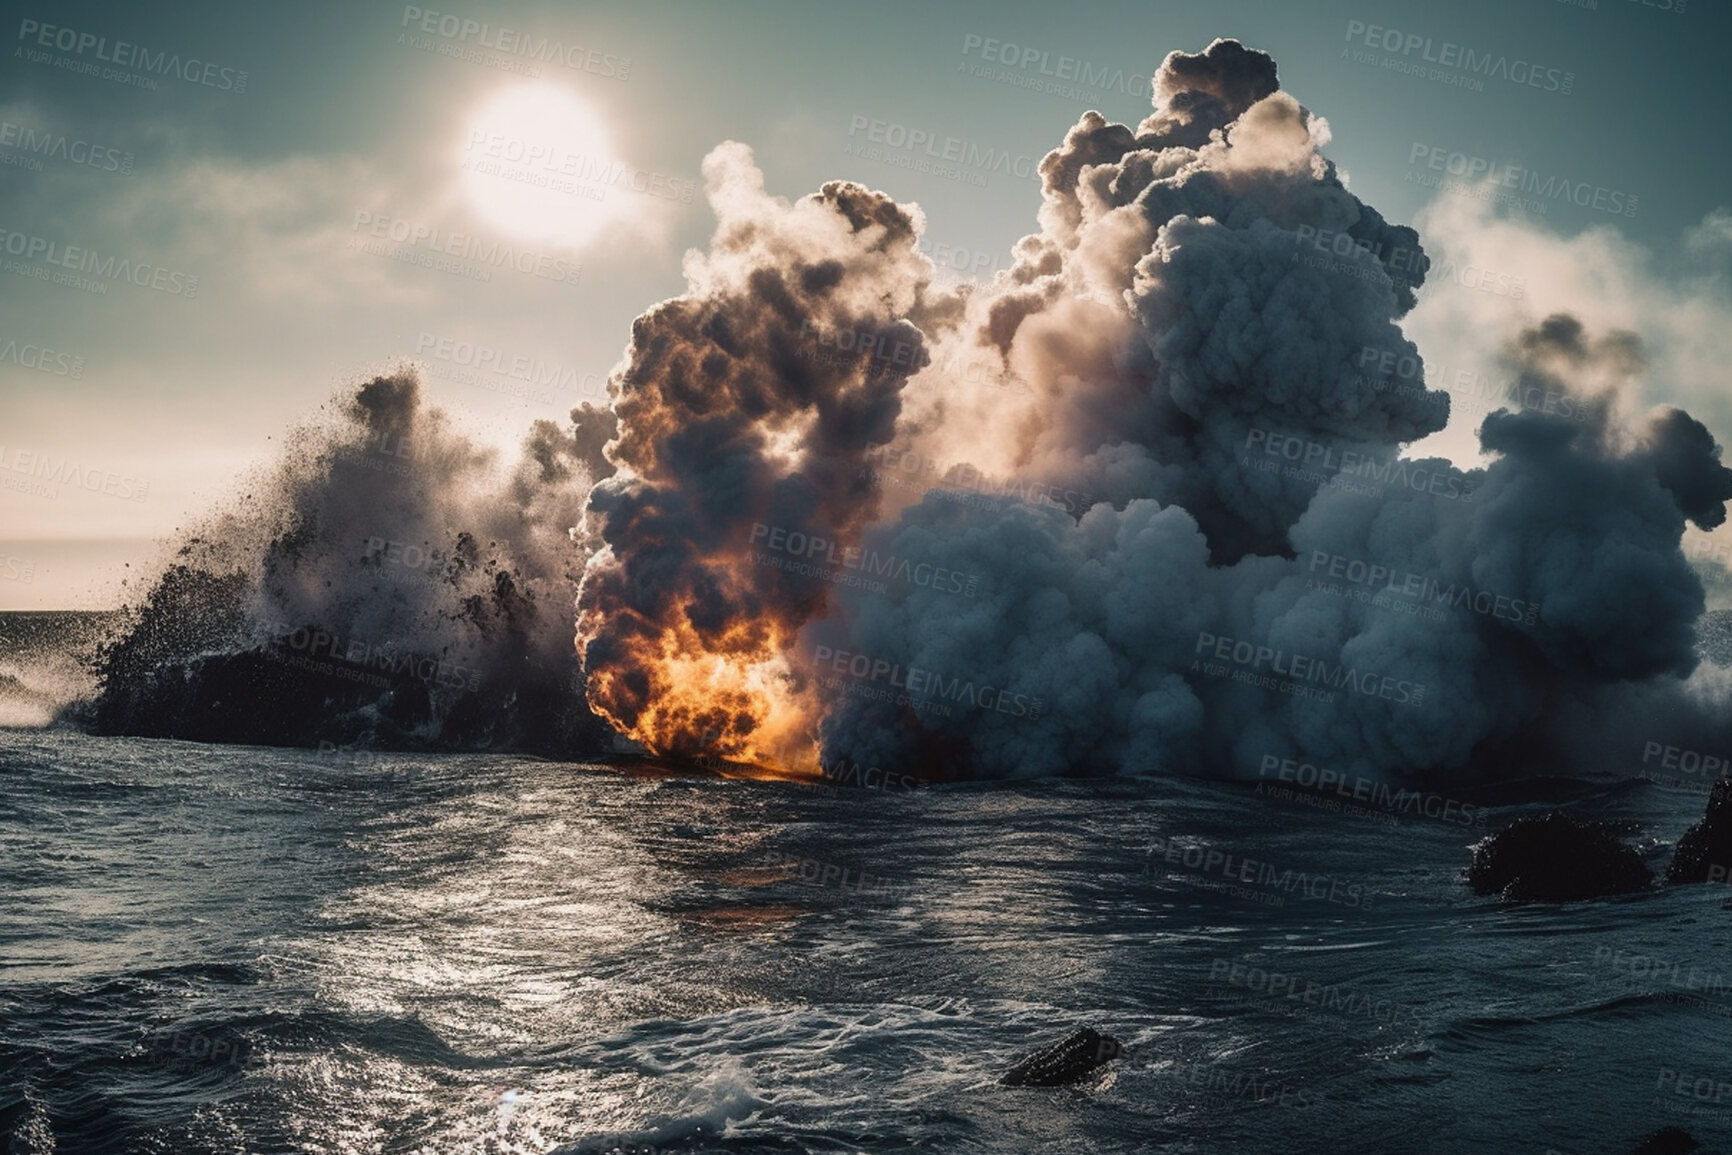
[461,84,625,248]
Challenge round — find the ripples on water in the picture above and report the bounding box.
[1,728,1730,1153]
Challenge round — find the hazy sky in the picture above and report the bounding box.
[2,0,1728,608]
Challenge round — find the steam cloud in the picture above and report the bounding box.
[579,38,1732,785]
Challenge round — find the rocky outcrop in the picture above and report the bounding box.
[1665,779,1732,885]
[1001,1027,1123,1087]
[1467,812,1651,901]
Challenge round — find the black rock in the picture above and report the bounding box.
[1000,1027,1122,1087]
[1633,1127,1701,1154]
[1466,811,1651,901]
[1666,778,1732,885]
[88,643,610,758]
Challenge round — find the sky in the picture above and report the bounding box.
[1,0,1728,609]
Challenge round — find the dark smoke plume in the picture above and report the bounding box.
[575,145,942,765]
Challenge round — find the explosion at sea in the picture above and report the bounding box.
[65,39,1732,790]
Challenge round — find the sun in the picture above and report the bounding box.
[459,83,627,248]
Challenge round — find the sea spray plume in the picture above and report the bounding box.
[89,371,611,754]
[0,613,112,728]
[575,143,940,767]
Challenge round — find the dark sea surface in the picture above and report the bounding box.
[2,615,1731,1153]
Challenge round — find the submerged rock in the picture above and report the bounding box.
[1466,812,1651,901]
[1633,1126,1702,1154]
[1000,1027,1122,1087]
[1665,778,1732,885]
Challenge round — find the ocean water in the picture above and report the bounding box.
[3,721,1730,1154]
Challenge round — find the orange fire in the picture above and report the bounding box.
[571,167,936,780]
[578,580,824,775]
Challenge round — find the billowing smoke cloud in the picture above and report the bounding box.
[887,40,1445,567]
[575,144,944,765]
[580,38,1732,785]
[817,308,1730,783]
